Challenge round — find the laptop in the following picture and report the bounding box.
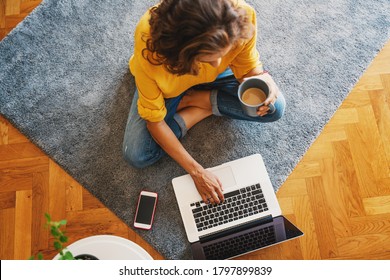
[172,154,303,260]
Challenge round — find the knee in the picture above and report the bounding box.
[122,145,152,169]
[269,106,285,122]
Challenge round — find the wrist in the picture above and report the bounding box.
[190,167,204,179]
[255,70,269,76]
[186,161,204,178]
[241,68,269,82]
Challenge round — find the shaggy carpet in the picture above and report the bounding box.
[1,0,389,259]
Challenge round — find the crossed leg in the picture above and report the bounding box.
[176,89,213,130]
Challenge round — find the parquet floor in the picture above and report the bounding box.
[1,0,390,260]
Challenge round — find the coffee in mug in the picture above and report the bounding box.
[238,78,275,117]
[241,88,267,105]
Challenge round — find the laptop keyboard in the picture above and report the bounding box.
[190,183,269,232]
[203,224,276,259]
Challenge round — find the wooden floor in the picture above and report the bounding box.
[1,0,390,260]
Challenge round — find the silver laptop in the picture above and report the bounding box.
[172,154,303,260]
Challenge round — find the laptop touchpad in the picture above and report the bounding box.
[211,166,237,190]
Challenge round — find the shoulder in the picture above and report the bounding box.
[235,0,255,10]
[134,9,152,45]
[131,9,155,75]
[234,0,256,22]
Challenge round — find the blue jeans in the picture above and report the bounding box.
[122,69,286,168]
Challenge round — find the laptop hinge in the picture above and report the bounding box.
[199,214,273,243]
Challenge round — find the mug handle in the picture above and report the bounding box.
[268,103,276,114]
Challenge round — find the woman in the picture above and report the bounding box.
[123,0,285,205]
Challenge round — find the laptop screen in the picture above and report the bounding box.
[191,216,303,260]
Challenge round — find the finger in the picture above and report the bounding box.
[210,193,220,204]
[215,183,225,202]
[201,193,209,204]
[216,190,224,203]
[207,196,220,205]
[258,104,270,112]
[257,105,270,116]
[216,177,224,191]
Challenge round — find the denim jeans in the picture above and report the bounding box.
[122,69,286,168]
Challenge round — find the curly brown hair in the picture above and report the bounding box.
[142,0,254,75]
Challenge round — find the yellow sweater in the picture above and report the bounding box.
[129,1,262,122]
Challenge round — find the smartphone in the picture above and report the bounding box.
[134,190,158,230]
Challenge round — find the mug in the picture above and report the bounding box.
[238,78,275,117]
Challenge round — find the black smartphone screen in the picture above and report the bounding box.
[135,195,156,224]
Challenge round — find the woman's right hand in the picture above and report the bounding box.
[191,168,224,204]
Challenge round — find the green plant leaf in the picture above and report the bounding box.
[29,252,44,260]
[51,227,60,237]
[54,241,62,250]
[44,213,51,222]
[59,235,68,243]
[63,250,75,260]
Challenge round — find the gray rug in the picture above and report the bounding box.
[1,0,389,259]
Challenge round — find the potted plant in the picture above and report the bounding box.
[30,213,97,260]
[29,213,153,260]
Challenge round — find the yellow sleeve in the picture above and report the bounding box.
[129,55,167,122]
[230,4,263,79]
